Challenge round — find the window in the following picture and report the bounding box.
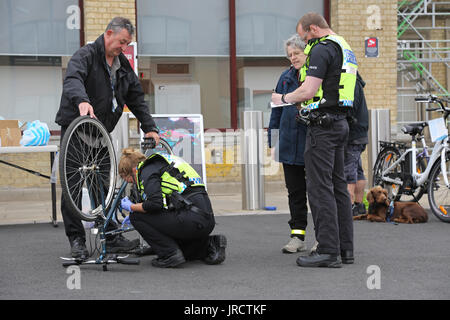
[0,0,80,130]
[137,0,230,128]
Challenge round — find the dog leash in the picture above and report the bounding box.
[386,199,398,225]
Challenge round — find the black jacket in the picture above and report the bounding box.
[348,72,368,144]
[56,34,158,133]
[268,66,307,165]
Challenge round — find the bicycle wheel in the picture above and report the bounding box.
[427,151,450,223]
[372,147,403,200]
[60,116,117,221]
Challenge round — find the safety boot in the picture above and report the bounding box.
[151,249,186,268]
[203,234,227,265]
[106,234,140,253]
[70,237,89,260]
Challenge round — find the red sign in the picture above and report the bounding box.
[123,42,137,75]
[367,38,377,47]
[365,37,378,58]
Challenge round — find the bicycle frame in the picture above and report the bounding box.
[95,180,135,263]
[379,136,449,188]
[61,178,140,270]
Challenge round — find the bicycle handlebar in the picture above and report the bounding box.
[141,137,156,149]
[415,95,450,118]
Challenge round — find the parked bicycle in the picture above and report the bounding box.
[59,116,172,270]
[372,95,450,223]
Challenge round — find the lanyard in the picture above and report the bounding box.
[106,61,118,112]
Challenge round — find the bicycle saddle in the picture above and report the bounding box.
[401,122,428,136]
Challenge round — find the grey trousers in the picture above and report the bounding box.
[304,115,353,255]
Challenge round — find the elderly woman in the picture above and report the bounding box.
[268,34,309,253]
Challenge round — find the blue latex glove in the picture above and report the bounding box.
[121,196,134,212]
[121,215,131,229]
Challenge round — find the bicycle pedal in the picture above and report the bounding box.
[60,256,86,267]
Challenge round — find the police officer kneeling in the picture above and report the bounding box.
[119,148,227,268]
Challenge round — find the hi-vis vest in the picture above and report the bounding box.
[299,34,358,110]
[136,153,204,209]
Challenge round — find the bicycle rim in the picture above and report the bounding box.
[60,116,117,221]
[428,152,450,223]
[373,147,402,200]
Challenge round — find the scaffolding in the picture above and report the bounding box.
[397,0,450,129]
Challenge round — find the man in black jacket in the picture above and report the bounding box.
[344,72,369,216]
[56,17,160,259]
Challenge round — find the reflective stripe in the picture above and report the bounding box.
[291,229,306,236]
[302,101,320,110]
[339,99,354,107]
[189,177,202,184]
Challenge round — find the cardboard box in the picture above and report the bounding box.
[0,120,22,147]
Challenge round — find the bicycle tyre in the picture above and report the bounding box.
[372,147,403,201]
[427,151,450,223]
[60,116,117,222]
[373,147,427,202]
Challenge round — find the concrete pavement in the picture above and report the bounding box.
[0,181,292,225]
[1,181,449,302]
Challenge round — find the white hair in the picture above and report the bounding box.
[284,34,306,57]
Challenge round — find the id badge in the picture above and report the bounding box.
[112,96,118,111]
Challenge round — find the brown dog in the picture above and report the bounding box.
[353,186,428,224]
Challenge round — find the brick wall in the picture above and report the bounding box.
[83,0,136,43]
[0,152,54,188]
[330,0,398,176]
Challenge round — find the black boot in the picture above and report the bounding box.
[106,234,140,253]
[296,252,342,268]
[70,237,89,260]
[151,249,186,268]
[203,234,227,265]
[341,250,354,264]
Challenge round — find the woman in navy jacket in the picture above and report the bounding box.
[268,34,309,253]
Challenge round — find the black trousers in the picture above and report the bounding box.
[304,115,353,255]
[130,192,215,260]
[282,163,308,237]
[60,126,85,242]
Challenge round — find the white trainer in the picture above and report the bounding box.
[282,237,307,253]
[310,241,319,254]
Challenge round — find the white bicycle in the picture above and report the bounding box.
[372,95,450,223]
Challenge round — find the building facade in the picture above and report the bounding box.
[0,0,448,187]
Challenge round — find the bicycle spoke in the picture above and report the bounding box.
[60,117,117,221]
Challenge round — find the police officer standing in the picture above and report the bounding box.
[272,12,357,268]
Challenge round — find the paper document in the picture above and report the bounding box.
[428,117,448,142]
[270,102,294,108]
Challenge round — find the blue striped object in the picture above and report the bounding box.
[20,120,50,146]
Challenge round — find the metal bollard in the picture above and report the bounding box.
[241,111,265,210]
[368,109,391,186]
